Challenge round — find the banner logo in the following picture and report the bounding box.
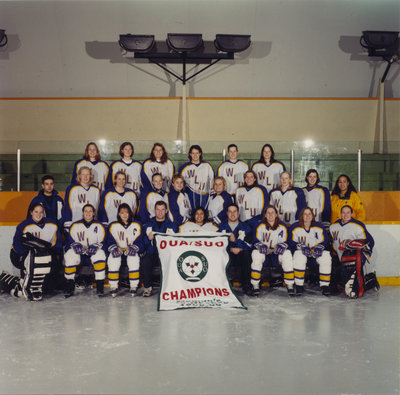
[177,251,208,282]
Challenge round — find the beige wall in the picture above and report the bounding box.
[0,98,399,150]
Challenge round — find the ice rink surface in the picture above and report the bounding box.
[0,286,399,395]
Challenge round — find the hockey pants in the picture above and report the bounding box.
[293,250,331,287]
[64,249,106,281]
[251,249,294,289]
[107,255,140,290]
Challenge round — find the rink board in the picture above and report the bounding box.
[0,224,399,281]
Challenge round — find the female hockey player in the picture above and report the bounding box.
[250,205,294,297]
[302,169,331,225]
[167,174,191,226]
[63,204,107,297]
[269,171,306,226]
[178,145,214,211]
[138,173,169,224]
[217,144,249,196]
[179,207,219,233]
[107,203,144,297]
[206,176,233,225]
[62,166,101,230]
[98,171,137,225]
[329,205,377,298]
[289,207,332,296]
[106,142,142,197]
[2,203,62,301]
[251,144,286,193]
[140,142,175,192]
[235,170,269,223]
[71,142,109,193]
[331,174,365,223]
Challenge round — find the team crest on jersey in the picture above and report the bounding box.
[177,251,208,282]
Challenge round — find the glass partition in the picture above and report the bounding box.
[0,140,399,191]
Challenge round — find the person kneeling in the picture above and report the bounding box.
[330,205,378,298]
[63,204,106,297]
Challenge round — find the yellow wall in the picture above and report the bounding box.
[0,98,399,145]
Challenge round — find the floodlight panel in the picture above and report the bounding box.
[167,33,203,52]
[215,34,251,52]
[119,34,155,52]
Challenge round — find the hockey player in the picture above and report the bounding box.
[206,177,234,225]
[167,174,191,226]
[302,169,331,225]
[64,204,107,297]
[29,175,64,225]
[107,203,144,297]
[106,142,142,197]
[62,166,101,230]
[217,144,249,196]
[140,142,175,192]
[178,145,214,211]
[331,174,365,223]
[289,207,332,296]
[235,170,269,223]
[250,205,294,296]
[5,203,62,301]
[138,173,169,224]
[71,142,110,193]
[141,201,177,297]
[98,171,137,225]
[329,205,377,298]
[179,207,219,233]
[251,144,286,193]
[218,203,253,295]
[270,171,306,226]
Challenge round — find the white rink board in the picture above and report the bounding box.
[0,225,399,277]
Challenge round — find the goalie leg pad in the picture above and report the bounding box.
[340,250,365,298]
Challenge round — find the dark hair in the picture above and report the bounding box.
[341,204,353,214]
[227,144,238,151]
[244,170,257,186]
[119,142,134,158]
[155,200,168,210]
[298,207,315,228]
[305,169,320,185]
[188,145,203,161]
[192,206,208,224]
[226,203,239,212]
[83,142,101,161]
[41,175,54,184]
[27,203,44,219]
[331,174,357,198]
[151,172,163,181]
[82,203,96,214]
[262,205,280,230]
[150,143,168,164]
[259,144,276,164]
[117,203,134,224]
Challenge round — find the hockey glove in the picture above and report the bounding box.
[108,244,122,258]
[127,244,139,256]
[71,242,83,255]
[298,244,312,257]
[274,242,288,255]
[255,242,269,255]
[87,243,101,256]
[313,244,325,258]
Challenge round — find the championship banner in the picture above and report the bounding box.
[154,233,246,311]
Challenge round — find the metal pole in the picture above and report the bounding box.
[290,149,295,176]
[17,149,21,192]
[182,84,187,142]
[357,149,362,192]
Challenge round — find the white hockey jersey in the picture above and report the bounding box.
[251,161,285,193]
[179,221,219,233]
[217,160,249,195]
